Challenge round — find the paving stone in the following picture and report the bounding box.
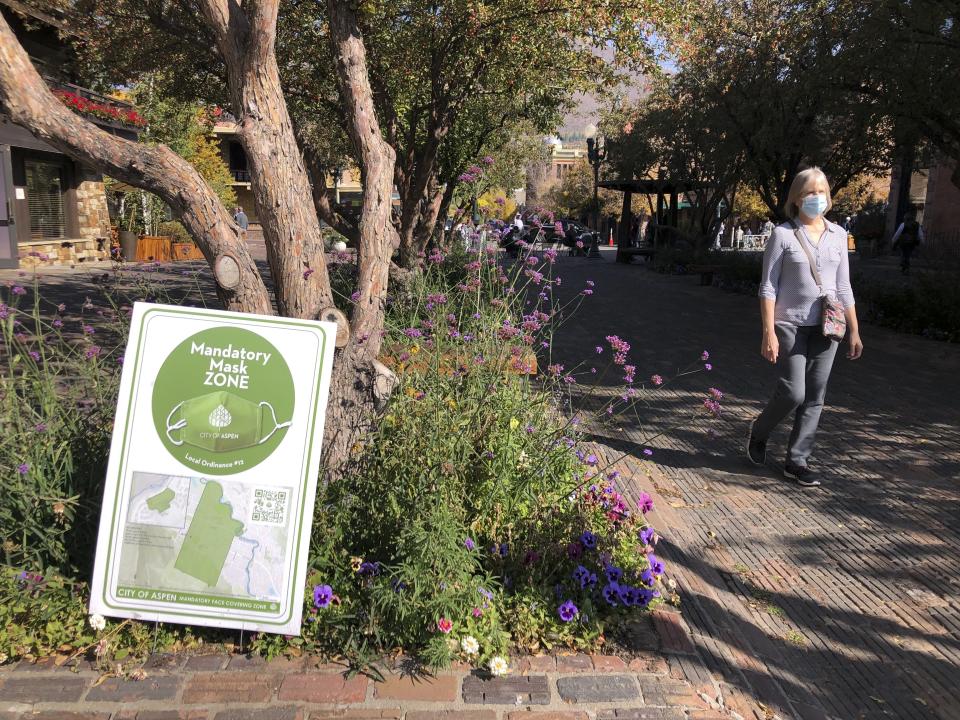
[0,675,89,702]
[17,715,110,720]
[595,710,686,720]
[627,654,668,675]
[405,713,496,720]
[211,708,301,720]
[112,712,208,720]
[181,673,280,703]
[373,673,457,701]
[182,655,228,672]
[505,713,589,720]
[226,654,267,671]
[277,672,368,703]
[308,711,401,720]
[141,654,183,672]
[514,656,556,673]
[555,655,592,672]
[555,675,639,703]
[85,676,181,701]
[462,675,550,705]
[589,655,627,672]
[13,657,60,672]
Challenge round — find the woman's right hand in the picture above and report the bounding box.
[761,330,779,363]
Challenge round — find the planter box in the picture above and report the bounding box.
[172,242,205,260]
[135,235,173,262]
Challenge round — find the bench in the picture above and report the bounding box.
[687,264,721,286]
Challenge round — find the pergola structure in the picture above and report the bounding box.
[598,177,709,263]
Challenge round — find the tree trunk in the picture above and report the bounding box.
[197,0,332,320]
[323,0,398,479]
[0,14,272,315]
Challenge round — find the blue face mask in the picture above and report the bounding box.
[800,194,828,218]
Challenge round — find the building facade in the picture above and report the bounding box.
[0,1,141,268]
[213,121,363,227]
[524,137,586,207]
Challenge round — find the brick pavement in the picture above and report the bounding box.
[0,650,725,720]
[548,249,960,720]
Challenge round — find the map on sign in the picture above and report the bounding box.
[118,472,291,603]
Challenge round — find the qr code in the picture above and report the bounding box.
[251,488,289,526]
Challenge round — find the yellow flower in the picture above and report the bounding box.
[509,417,519,430]
[350,556,363,572]
[447,399,457,410]
[409,344,420,355]
[405,387,418,398]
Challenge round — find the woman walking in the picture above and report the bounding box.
[746,168,863,487]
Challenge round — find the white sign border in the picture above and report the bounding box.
[89,302,336,635]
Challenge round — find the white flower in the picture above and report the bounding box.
[0,652,8,665]
[516,451,531,471]
[489,655,510,676]
[461,636,480,655]
[89,613,107,632]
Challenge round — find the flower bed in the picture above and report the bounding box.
[53,89,146,128]
[0,245,722,674]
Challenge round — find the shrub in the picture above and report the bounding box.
[158,221,193,245]
[854,270,960,342]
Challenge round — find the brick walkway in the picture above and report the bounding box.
[548,249,960,720]
[0,641,728,720]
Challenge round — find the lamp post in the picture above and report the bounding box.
[331,165,344,205]
[584,124,606,232]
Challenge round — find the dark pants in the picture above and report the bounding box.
[753,323,839,467]
[899,243,916,274]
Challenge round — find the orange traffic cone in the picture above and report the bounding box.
[608,229,614,246]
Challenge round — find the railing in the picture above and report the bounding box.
[231,169,251,182]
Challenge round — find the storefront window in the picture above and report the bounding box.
[25,160,65,239]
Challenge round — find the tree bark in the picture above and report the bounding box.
[0,13,271,315]
[197,0,333,319]
[322,0,398,478]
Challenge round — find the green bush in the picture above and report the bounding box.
[158,221,193,245]
[854,271,960,342]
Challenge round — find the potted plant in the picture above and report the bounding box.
[160,221,204,260]
[117,201,138,261]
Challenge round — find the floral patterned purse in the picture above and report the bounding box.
[791,222,848,342]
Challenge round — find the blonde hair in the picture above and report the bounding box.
[785,167,832,219]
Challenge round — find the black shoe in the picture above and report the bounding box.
[746,420,767,466]
[784,462,821,487]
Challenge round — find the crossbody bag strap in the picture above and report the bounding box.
[789,220,824,293]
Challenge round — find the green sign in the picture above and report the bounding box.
[90,304,335,635]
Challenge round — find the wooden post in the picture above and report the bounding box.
[669,189,679,229]
[616,190,632,263]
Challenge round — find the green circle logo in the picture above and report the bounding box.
[152,327,295,475]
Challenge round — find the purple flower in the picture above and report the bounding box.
[579,531,597,549]
[28,350,40,362]
[643,448,654,457]
[602,582,621,606]
[57,303,66,312]
[558,600,579,622]
[709,387,723,400]
[303,268,314,280]
[402,328,423,338]
[34,423,47,432]
[605,565,623,583]
[17,463,29,475]
[701,351,710,360]
[640,569,656,587]
[585,454,597,466]
[350,291,361,302]
[465,537,476,551]
[85,345,102,360]
[704,363,713,371]
[638,492,654,514]
[582,289,593,296]
[639,527,656,545]
[648,554,665,576]
[358,561,380,576]
[313,584,333,608]
[11,285,26,296]
[82,324,95,335]
[52,318,63,329]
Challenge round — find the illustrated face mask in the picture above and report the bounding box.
[800,193,828,219]
[165,390,291,452]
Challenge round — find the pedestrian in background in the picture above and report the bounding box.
[891,208,924,275]
[746,167,863,487]
[233,206,249,231]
